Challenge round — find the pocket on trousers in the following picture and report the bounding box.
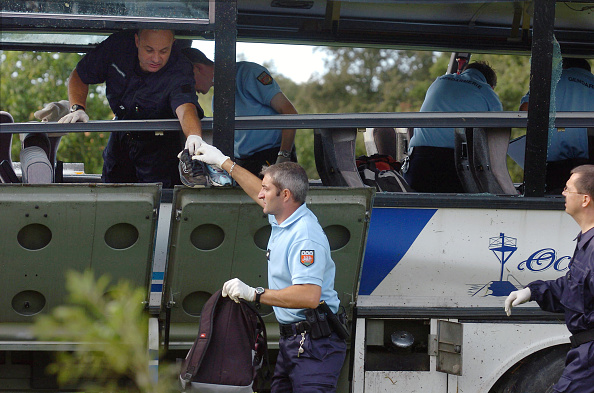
[553,375,572,392]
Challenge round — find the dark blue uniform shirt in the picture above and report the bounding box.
[528,227,594,392]
[528,227,594,335]
[75,31,203,187]
[76,30,202,120]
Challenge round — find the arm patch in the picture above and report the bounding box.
[257,71,273,86]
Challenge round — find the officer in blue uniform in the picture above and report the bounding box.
[404,61,503,192]
[190,141,346,392]
[505,165,594,393]
[181,48,298,176]
[57,29,205,188]
[519,58,594,194]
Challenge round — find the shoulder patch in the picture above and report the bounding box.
[300,250,315,267]
[257,71,273,86]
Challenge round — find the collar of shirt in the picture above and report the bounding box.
[270,203,308,228]
[461,68,488,84]
[576,227,594,250]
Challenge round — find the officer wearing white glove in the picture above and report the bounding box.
[222,278,255,303]
[192,142,230,168]
[58,105,89,124]
[184,135,203,156]
[504,287,531,316]
[34,100,70,122]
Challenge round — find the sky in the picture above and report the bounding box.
[192,41,329,84]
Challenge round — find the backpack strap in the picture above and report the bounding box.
[240,300,272,388]
[180,289,223,384]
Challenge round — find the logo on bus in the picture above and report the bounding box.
[469,233,570,298]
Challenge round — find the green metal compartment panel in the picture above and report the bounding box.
[164,186,373,342]
[0,183,161,327]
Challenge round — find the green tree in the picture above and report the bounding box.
[33,270,178,393]
[0,50,112,174]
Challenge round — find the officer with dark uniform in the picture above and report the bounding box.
[506,165,594,392]
[58,29,204,187]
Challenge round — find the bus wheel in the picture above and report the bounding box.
[489,344,568,393]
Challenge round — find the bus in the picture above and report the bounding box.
[2,1,594,391]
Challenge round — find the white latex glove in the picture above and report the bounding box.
[58,109,89,124]
[192,142,230,168]
[504,287,531,316]
[34,100,70,122]
[184,135,203,155]
[222,278,255,303]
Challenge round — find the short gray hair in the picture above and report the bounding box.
[571,165,594,197]
[261,162,309,204]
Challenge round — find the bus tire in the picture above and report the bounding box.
[489,344,569,393]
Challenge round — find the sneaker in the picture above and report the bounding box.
[206,164,233,186]
[179,149,209,188]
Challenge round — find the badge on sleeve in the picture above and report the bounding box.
[257,71,273,85]
[300,250,314,267]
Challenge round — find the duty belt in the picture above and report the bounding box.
[279,321,310,338]
[569,329,594,348]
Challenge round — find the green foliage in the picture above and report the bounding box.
[0,50,112,174]
[33,270,178,393]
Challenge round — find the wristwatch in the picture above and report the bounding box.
[277,150,291,159]
[255,287,265,309]
[70,104,85,113]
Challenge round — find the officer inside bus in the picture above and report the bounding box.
[181,47,299,177]
[190,140,347,392]
[39,29,205,188]
[403,61,503,193]
[519,58,594,194]
[505,165,594,393]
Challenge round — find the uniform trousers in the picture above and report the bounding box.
[102,130,183,188]
[271,331,346,393]
[553,342,594,393]
[404,146,464,193]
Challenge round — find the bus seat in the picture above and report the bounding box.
[454,128,481,193]
[469,127,518,195]
[47,134,63,168]
[0,184,160,342]
[20,133,54,184]
[364,128,410,163]
[363,128,379,156]
[314,128,364,187]
[1,111,14,166]
[163,187,373,346]
[373,128,397,156]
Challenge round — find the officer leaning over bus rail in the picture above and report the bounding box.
[192,142,347,393]
[38,29,205,188]
[181,47,299,177]
[519,58,594,195]
[505,165,594,393]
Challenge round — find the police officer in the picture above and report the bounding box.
[57,29,204,188]
[191,141,346,392]
[505,165,594,392]
[519,58,594,194]
[181,47,298,177]
[404,61,503,193]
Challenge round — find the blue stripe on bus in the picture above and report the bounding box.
[358,207,436,295]
[151,283,163,292]
[152,271,164,280]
